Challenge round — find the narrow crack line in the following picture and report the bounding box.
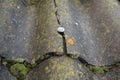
[0,55,5,66]
[62,34,68,55]
[20,0,28,7]
[54,0,61,25]
[57,27,68,54]
[54,0,67,55]
[0,53,120,68]
[35,52,64,65]
[0,53,120,75]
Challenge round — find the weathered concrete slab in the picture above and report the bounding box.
[0,0,62,63]
[0,65,16,80]
[56,0,120,66]
[25,56,94,80]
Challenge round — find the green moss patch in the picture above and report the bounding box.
[2,58,36,80]
[88,66,110,74]
[10,63,29,80]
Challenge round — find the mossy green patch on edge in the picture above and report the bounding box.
[10,63,29,80]
[88,66,110,74]
[88,62,120,74]
[2,58,36,80]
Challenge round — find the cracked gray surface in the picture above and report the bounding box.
[0,0,120,80]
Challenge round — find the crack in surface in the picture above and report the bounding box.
[54,0,68,55]
[54,0,61,25]
[0,0,119,75]
[0,0,120,79]
[62,34,68,55]
[0,51,120,68]
[35,52,64,64]
[0,51,120,80]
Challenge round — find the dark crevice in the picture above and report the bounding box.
[86,62,120,74]
[0,55,5,66]
[62,34,68,55]
[78,56,89,65]
[66,53,90,66]
[54,0,67,55]
[54,0,61,25]
[35,52,64,65]
[117,0,120,5]
[1,52,120,67]
[35,52,89,66]
[19,0,39,7]
[35,52,120,74]
[19,0,28,7]
[0,52,120,78]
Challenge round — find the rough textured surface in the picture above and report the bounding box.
[0,65,16,80]
[95,67,120,80]
[0,0,62,63]
[25,56,94,80]
[56,0,120,66]
[0,0,120,80]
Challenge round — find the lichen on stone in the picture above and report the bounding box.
[48,56,79,80]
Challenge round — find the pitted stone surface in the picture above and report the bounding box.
[0,0,62,63]
[56,0,120,66]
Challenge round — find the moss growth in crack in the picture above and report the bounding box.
[2,58,36,80]
[10,62,36,80]
[115,63,120,67]
[88,62,120,74]
[10,63,29,80]
[88,66,110,74]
